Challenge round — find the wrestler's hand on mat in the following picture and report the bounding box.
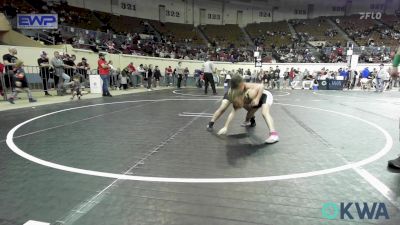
[217,127,228,135]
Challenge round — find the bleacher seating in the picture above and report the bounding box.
[19,0,101,31]
[0,0,37,16]
[381,15,400,32]
[201,24,247,48]
[246,21,292,49]
[334,15,399,48]
[292,18,347,45]
[151,22,205,46]
[109,15,150,35]
[2,0,398,63]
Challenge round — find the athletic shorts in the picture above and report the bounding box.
[223,90,273,107]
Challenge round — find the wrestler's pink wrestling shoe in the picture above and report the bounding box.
[265,131,279,144]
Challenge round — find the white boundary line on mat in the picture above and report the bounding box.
[6,99,393,183]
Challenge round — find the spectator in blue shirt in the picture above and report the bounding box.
[361,67,370,78]
[340,68,349,78]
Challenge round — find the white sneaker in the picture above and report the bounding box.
[265,132,279,144]
[241,121,251,127]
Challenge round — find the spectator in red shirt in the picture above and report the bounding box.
[165,66,173,86]
[127,62,136,87]
[288,67,295,85]
[97,53,112,97]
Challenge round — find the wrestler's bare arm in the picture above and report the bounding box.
[244,83,264,105]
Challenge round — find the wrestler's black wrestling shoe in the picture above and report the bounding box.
[207,122,214,131]
[250,117,256,127]
[241,117,256,127]
[388,156,400,169]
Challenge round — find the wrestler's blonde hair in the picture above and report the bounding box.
[227,75,245,105]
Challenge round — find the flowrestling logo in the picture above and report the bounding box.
[17,14,58,29]
[359,12,382,20]
[321,202,389,220]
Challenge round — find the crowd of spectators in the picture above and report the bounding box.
[0,46,207,103]
[335,16,400,48]
[226,65,398,92]
[1,45,399,105]
[1,0,399,65]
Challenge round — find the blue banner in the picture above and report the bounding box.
[17,14,58,29]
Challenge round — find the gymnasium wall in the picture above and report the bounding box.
[0,45,392,75]
[65,0,398,26]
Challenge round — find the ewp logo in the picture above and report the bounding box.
[321,202,389,220]
[330,80,342,86]
[17,14,58,29]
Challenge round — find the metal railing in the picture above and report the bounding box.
[0,66,217,101]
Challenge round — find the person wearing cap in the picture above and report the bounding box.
[388,46,400,170]
[50,51,71,96]
[37,51,52,96]
[97,53,112,97]
[77,57,90,84]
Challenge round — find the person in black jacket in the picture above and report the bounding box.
[147,64,153,91]
[153,65,161,88]
[37,51,52,96]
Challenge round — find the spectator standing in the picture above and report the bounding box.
[339,68,349,88]
[166,66,173,86]
[267,67,274,89]
[127,62,136,88]
[108,60,119,90]
[76,57,90,84]
[50,51,71,96]
[278,67,285,90]
[146,64,153,91]
[220,69,227,86]
[97,53,112,97]
[283,68,290,89]
[183,67,189,87]
[137,64,146,87]
[153,66,161,88]
[224,70,232,93]
[120,66,131,90]
[37,51,52,96]
[273,66,280,89]
[3,47,18,91]
[176,62,183,89]
[289,67,295,87]
[63,54,76,78]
